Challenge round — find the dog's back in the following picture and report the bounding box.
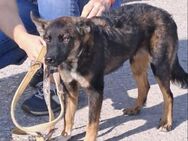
[107,4,188,88]
[109,3,177,32]
[99,4,178,74]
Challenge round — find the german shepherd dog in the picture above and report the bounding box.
[31,3,188,141]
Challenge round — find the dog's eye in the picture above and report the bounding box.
[63,35,70,43]
[44,35,51,42]
[58,35,64,42]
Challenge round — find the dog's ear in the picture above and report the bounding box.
[76,25,91,35]
[30,11,50,36]
[90,17,108,27]
[76,21,92,35]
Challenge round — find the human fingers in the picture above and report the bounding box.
[39,37,46,47]
[81,1,94,17]
[96,6,106,17]
[87,3,103,18]
[24,35,45,61]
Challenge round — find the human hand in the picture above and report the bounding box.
[15,32,46,62]
[81,0,113,18]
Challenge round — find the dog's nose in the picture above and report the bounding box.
[45,57,55,65]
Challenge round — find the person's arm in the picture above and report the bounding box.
[0,0,26,39]
[81,0,115,18]
[0,0,45,61]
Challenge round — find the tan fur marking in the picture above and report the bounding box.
[71,72,90,88]
[132,49,150,106]
[62,83,79,137]
[156,78,173,128]
[124,49,150,114]
[84,121,100,141]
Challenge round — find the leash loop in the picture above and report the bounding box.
[11,46,65,140]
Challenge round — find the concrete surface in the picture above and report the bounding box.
[0,0,187,141]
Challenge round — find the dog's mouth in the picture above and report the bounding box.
[44,65,59,77]
[49,66,58,73]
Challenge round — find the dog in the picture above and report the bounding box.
[31,3,188,141]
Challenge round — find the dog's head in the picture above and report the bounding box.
[31,13,96,67]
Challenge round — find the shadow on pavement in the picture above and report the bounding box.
[71,91,188,140]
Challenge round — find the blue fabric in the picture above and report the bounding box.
[38,0,80,19]
[38,0,122,20]
[0,0,122,69]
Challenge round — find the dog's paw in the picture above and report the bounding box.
[123,107,141,115]
[157,119,173,132]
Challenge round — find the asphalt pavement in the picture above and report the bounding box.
[0,0,187,141]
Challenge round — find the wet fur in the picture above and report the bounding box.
[32,3,188,141]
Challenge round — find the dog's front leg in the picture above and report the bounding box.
[58,80,79,140]
[85,89,103,141]
[84,77,104,141]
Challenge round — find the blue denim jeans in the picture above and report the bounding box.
[0,0,122,69]
[38,0,122,19]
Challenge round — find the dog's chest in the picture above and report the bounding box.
[59,63,90,88]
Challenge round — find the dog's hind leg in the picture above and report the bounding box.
[149,29,175,131]
[61,80,79,139]
[123,49,150,115]
[151,62,173,131]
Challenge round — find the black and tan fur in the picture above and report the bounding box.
[31,3,188,141]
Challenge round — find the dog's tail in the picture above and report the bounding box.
[171,55,188,88]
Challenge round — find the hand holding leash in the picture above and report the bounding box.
[11,46,65,141]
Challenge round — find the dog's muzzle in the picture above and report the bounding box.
[45,55,67,67]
